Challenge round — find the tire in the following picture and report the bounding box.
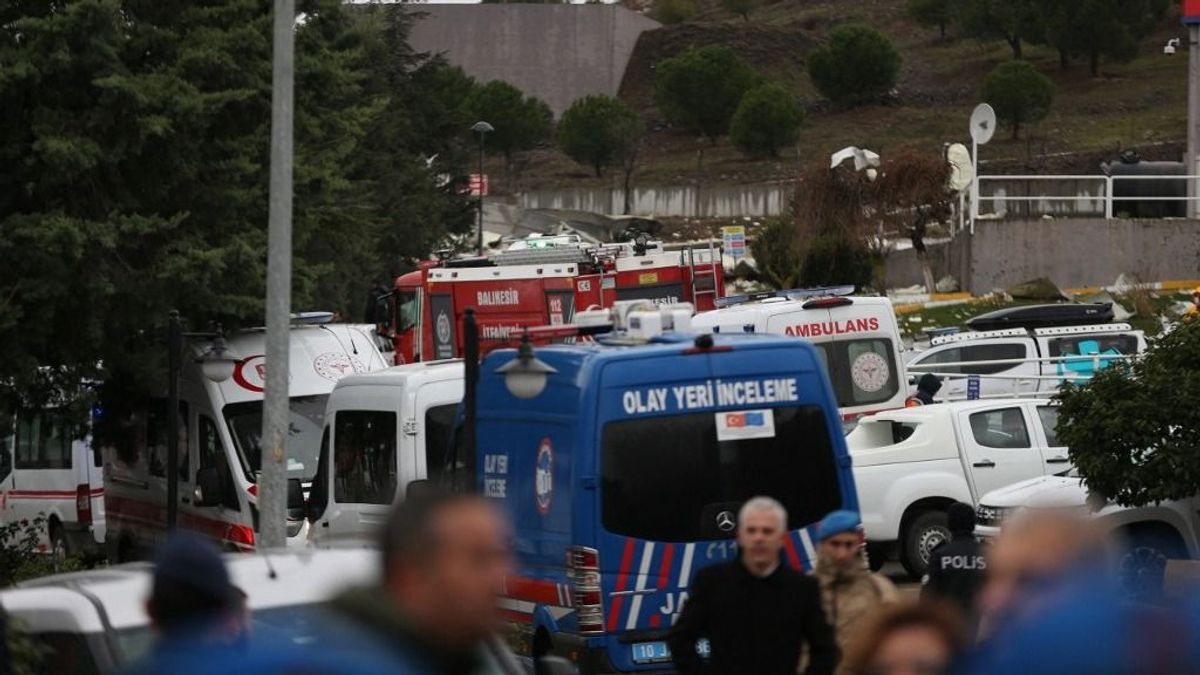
[49,524,70,567]
[901,510,951,579]
[1118,531,1188,598]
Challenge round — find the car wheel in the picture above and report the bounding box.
[901,510,950,579]
[1118,532,1187,598]
[50,525,70,567]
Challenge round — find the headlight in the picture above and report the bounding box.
[976,504,1011,527]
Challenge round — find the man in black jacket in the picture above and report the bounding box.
[922,501,987,618]
[669,496,838,675]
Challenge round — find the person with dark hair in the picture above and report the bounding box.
[838,602,968,675]
[123,532,246,674]
[327,490,514,674]
[906,373,942,407]
[921,503,986,619]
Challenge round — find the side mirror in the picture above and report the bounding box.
[538,656,577,675]
[405,479,432,501]
[286,478,305,510]
[908,374,918,386]
[194,467,224,508]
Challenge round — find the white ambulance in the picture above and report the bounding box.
[1,403,105,561]
[306,360,464,547]
[103,319,389,560]
[691,287,908,423]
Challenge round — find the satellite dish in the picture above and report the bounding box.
[970,103,996,145]
[946,143,974,192]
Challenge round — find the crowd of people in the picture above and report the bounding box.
[113,491,1200,675]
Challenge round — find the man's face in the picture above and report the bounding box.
[737,508,785,569]
[398,501,514,646]
[819,531,863,570]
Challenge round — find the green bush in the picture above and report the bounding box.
[729,83,805,158]
[464,80,554,166]
[557,95,641,177]
[750,218,803,289]
[981,60,1055,139]
[799,234,874,289]
[654,45,761,143]
[807,25,902,107]
[653,0,697,24]
[906,0,953,38]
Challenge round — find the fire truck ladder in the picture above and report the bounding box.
[686,239,721,305]
[490,246,595,267]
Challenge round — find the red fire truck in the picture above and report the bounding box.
[386,239,723,364]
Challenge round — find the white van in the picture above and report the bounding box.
[1,407,105,561]
[104,322,389,560]
[906,324,1147,400]
[306,360,464,546]
[691,291,908,422]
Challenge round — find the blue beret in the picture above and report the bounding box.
[817,510,861,541]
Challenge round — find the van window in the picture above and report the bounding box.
[0,435,12,482]
[969,408,1031,449]
[601,406,842,542]
[819,339,900,407]
[15,412,73,470]
[917,343,1028,376]
[334,411,397,505]
[423,404,457,483]
[1037,406,1060,446]
[309,428,330,520]
[225,395,328,481]
[1047,334,1139,358]
[199,415,240,511]
[146,400,189,479]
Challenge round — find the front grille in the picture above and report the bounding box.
[976,504,1010,527]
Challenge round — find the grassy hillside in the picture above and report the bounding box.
[513,0,1190,192]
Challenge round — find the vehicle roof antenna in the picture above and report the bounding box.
[320,324,362,371]
[261,548,278,580]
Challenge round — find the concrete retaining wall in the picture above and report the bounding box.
[518,183,790,218]
[407,5,659,117]
[886,219,1200,292]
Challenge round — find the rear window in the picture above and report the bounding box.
[816,339,900,407]
[1047,334,1140,358]
[423,404,457,482]
[334,411,397,505]
[601,406,842,542]
[1037,406,1060,446]
[15,411,75,470]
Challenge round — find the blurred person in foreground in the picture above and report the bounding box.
[921,502,986,621]
[812,510,898,653]
[123,532,248,674]
[838,602,967,675]
[669,496,838,675]
[326,490,516,674]
[966,508,1200,674]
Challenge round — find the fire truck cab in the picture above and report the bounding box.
[473,303,857,672]
[387,239,724,365]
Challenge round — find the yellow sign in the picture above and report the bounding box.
[638,272,659,285]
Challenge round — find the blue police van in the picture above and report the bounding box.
[476,309,858,673]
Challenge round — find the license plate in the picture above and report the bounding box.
[631,641,672,664]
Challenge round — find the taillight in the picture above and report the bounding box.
[566,546,604,634]
[76,484,92,525]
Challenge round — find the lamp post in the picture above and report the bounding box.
[471,121,494,256]
[166,310,240,529]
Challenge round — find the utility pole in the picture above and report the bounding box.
[259,0,295,549]
[1188,22,1200,217]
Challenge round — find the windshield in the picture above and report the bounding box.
[601,406,842,542]
[224,395,328,482]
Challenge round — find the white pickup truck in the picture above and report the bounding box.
[905,324,1146,400]
[975,472,1199,596]
[848,399,1069,577]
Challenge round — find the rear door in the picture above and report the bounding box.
[321,407,399,540]
[1041,333,1142,390]
[911,340,1036,399]
[1031,403,1071,473]
[413,380,464,485]
[958,405,1047,498]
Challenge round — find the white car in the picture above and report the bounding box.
[975,471,1199,593]
[848,399,1069,577]
[1,547,570,674]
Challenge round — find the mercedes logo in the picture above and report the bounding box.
[716,511,736,533]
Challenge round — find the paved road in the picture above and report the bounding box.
[880,561,922,600]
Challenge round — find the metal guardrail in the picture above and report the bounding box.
[970,174,1200,228]
[906,352,1137,400]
